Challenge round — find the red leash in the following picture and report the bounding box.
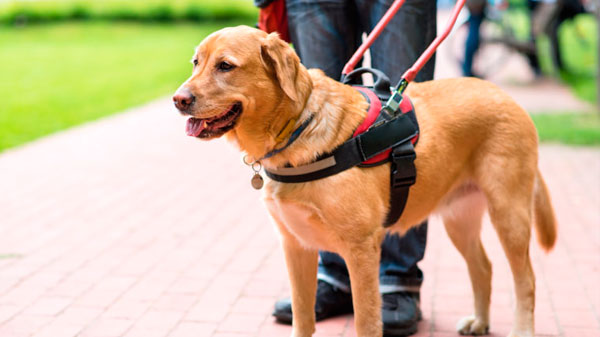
[341,0,467,90]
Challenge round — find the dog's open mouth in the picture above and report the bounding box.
[186,102,242,139]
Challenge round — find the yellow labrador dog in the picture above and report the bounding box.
[173,26,556,337]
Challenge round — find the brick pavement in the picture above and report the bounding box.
[0,97,598,337]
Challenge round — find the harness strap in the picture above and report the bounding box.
[384,140,417,227]
[264,112,418,183]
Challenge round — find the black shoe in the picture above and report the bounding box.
[272,280,353,324]
[382,292,422,336]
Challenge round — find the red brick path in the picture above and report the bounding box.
[0,98,598,337]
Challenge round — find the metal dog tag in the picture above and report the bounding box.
[251,173,264,190]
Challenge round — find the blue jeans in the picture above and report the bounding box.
[463,11,484,77]
[286,0,435,293]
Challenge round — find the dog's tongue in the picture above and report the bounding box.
[186,117,205,137]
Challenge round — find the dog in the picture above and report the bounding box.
[172,26,557,337]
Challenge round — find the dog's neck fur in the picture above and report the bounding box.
[262,69,369,170]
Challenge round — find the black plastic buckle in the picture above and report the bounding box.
[390,148,416,188]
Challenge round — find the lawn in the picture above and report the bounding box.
[0,21,250,152]
[532,112,600,146]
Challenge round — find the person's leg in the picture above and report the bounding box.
[286,0,361,79]
[378,224,428,293]
[463,0,487,77]
[527,0,542,75]
[355,0,434,292]
[361,0,437,83]
[356,1,434,334]
[463,11,484,77]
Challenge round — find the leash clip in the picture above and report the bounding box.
[382,91,403,118]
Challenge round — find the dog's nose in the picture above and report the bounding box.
[173,88,195,112]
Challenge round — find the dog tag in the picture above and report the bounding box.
[251,173,264,190]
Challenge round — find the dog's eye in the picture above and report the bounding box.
[217,61,235,72]
[192,59,198,67]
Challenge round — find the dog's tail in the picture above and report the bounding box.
[533,168,557,251]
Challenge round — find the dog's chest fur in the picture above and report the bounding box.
[263,167,391,251]
[265,197,336,250]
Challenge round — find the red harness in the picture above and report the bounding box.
[353,87,418,165]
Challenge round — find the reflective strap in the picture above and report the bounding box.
[266,156,337,176]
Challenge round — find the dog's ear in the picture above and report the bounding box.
[261,32,300,101]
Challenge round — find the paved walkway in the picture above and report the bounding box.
[0,97,598,337]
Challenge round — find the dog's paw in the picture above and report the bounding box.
[456,315,489,335]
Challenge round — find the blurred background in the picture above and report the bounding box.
[0,0,258,152]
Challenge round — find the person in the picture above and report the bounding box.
[463,0,487,77]
[532,0,587,72]
[255,0,436,335]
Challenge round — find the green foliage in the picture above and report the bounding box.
[532,112,600,146]
[0,0,258,25]
[0,21,249,152]
[537,14,597,103]
[500,8,597,104]
[558,14,597,103]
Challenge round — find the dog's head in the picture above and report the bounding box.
[173,26,311,155]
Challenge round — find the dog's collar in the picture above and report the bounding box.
[259,114,314,161]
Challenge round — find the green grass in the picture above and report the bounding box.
[532,113,600,146]
[0,0,258,24]
[0,21,251,152]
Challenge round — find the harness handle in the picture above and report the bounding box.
[342,68,392,100]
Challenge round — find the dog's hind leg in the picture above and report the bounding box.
[476,156,537,337]
[441,187,491,335]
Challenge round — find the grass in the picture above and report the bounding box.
[532,113,600,146]
[0,21,250,152]
[0,0,258,24]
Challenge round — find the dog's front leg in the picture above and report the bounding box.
[266,200,319,336]
[271,217,318,337]
[342,235,384,337]
[281,235,319,337]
